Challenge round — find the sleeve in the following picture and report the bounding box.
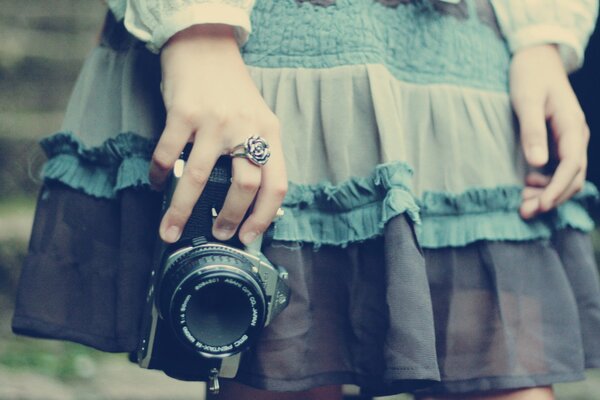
[105,0,127,20]
[490,0,599,72]
[123,0,256,53]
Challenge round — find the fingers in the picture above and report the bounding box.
[511,47,589,218]
[513,94,549,168]
[520,163,586,219]
[149,111,195,190]
[525,172,551,188]
[537,158,581,211]
[554,168,586,206]
[155,32,286,244]
[160,118,287,245]
[238,134,288,245]
[518,118,588,219]
[155,112,286,245]
[537,104,588,212]
[520,196,541,219]
[159,133,221,243]
[212,157,262,241]
[520,173,548,219]
[214,120,287,245]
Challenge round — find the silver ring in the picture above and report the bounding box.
[230,135,271,166]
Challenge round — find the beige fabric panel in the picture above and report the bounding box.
[61,46,526,196]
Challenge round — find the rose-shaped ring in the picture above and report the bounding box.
[229,135,271,166]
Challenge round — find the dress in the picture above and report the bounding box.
[12,0,600,396]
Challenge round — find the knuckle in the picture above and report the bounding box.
[562,159,582,175]
[570,159,584,173]
[167,205,191,225]
[513,93,540,111]
[583,125,591,141]
[263,113,281,134]
[250,220,269,234]
[207,107,229,126]
[270,182,288,201]
[185,166,209,186]
[563,109,586,130]
[573,109,586,124]
[152,150,174,172]
[233,174,261,193]
[170,104,198,126]
[236,107,256,122]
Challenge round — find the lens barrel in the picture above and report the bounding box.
[160,247,267,357]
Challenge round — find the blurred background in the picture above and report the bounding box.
[0,1,599,399]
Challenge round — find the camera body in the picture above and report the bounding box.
[135,153,290,392]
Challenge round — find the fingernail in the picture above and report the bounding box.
[164,225,181,243]
[241,231,258,245]
[520,198,539,219]
[213,223,236,240]
[528,145,547,165]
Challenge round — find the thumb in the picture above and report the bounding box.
[513,97,549,168]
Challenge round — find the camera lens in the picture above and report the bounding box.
[185,275,256,347]
[161,249,267,357]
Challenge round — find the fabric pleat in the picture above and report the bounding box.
[12,3,600,396]
[13,182,440,395]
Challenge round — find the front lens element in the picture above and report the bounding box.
[185,278,254,347]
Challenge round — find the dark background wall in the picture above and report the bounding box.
[572,25,599,187]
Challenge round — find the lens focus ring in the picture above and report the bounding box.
[160,246,267,357]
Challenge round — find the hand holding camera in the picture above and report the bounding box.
[151,23,287,246]
[137,154,290,394]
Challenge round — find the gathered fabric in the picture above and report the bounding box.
[13,1,600,396]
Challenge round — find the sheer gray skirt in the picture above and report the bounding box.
[13,182,600,395]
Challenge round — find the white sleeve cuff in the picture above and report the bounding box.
[505,24,584,73]
[491,0,599,73]
[124,1,254,53]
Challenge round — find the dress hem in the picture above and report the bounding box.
[416,371,587,395]
[235,370,439,396]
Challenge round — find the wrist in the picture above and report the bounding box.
[163,24,239,54]
[513,44,561,63]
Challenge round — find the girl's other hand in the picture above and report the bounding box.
[510,44,590,219]
[150,24,287,245]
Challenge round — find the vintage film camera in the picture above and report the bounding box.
[135,151,290,393]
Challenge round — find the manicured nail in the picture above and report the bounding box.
[164,225,181,243]
[213,223,236,240]
[241,231,258,245]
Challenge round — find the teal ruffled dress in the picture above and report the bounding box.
[13,0,600,395]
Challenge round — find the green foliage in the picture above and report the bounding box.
[0,138,44,199]
[0,336,111,381]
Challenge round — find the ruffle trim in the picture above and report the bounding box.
[40,132,154,198]
[417,186,598,248]
[39,133,598,249]
[275,164,421,247]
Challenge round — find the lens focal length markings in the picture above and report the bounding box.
[166,264,266,358]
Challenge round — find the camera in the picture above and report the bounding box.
[135,151,290,393]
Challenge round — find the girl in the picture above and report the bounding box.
[13,0,600,399]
